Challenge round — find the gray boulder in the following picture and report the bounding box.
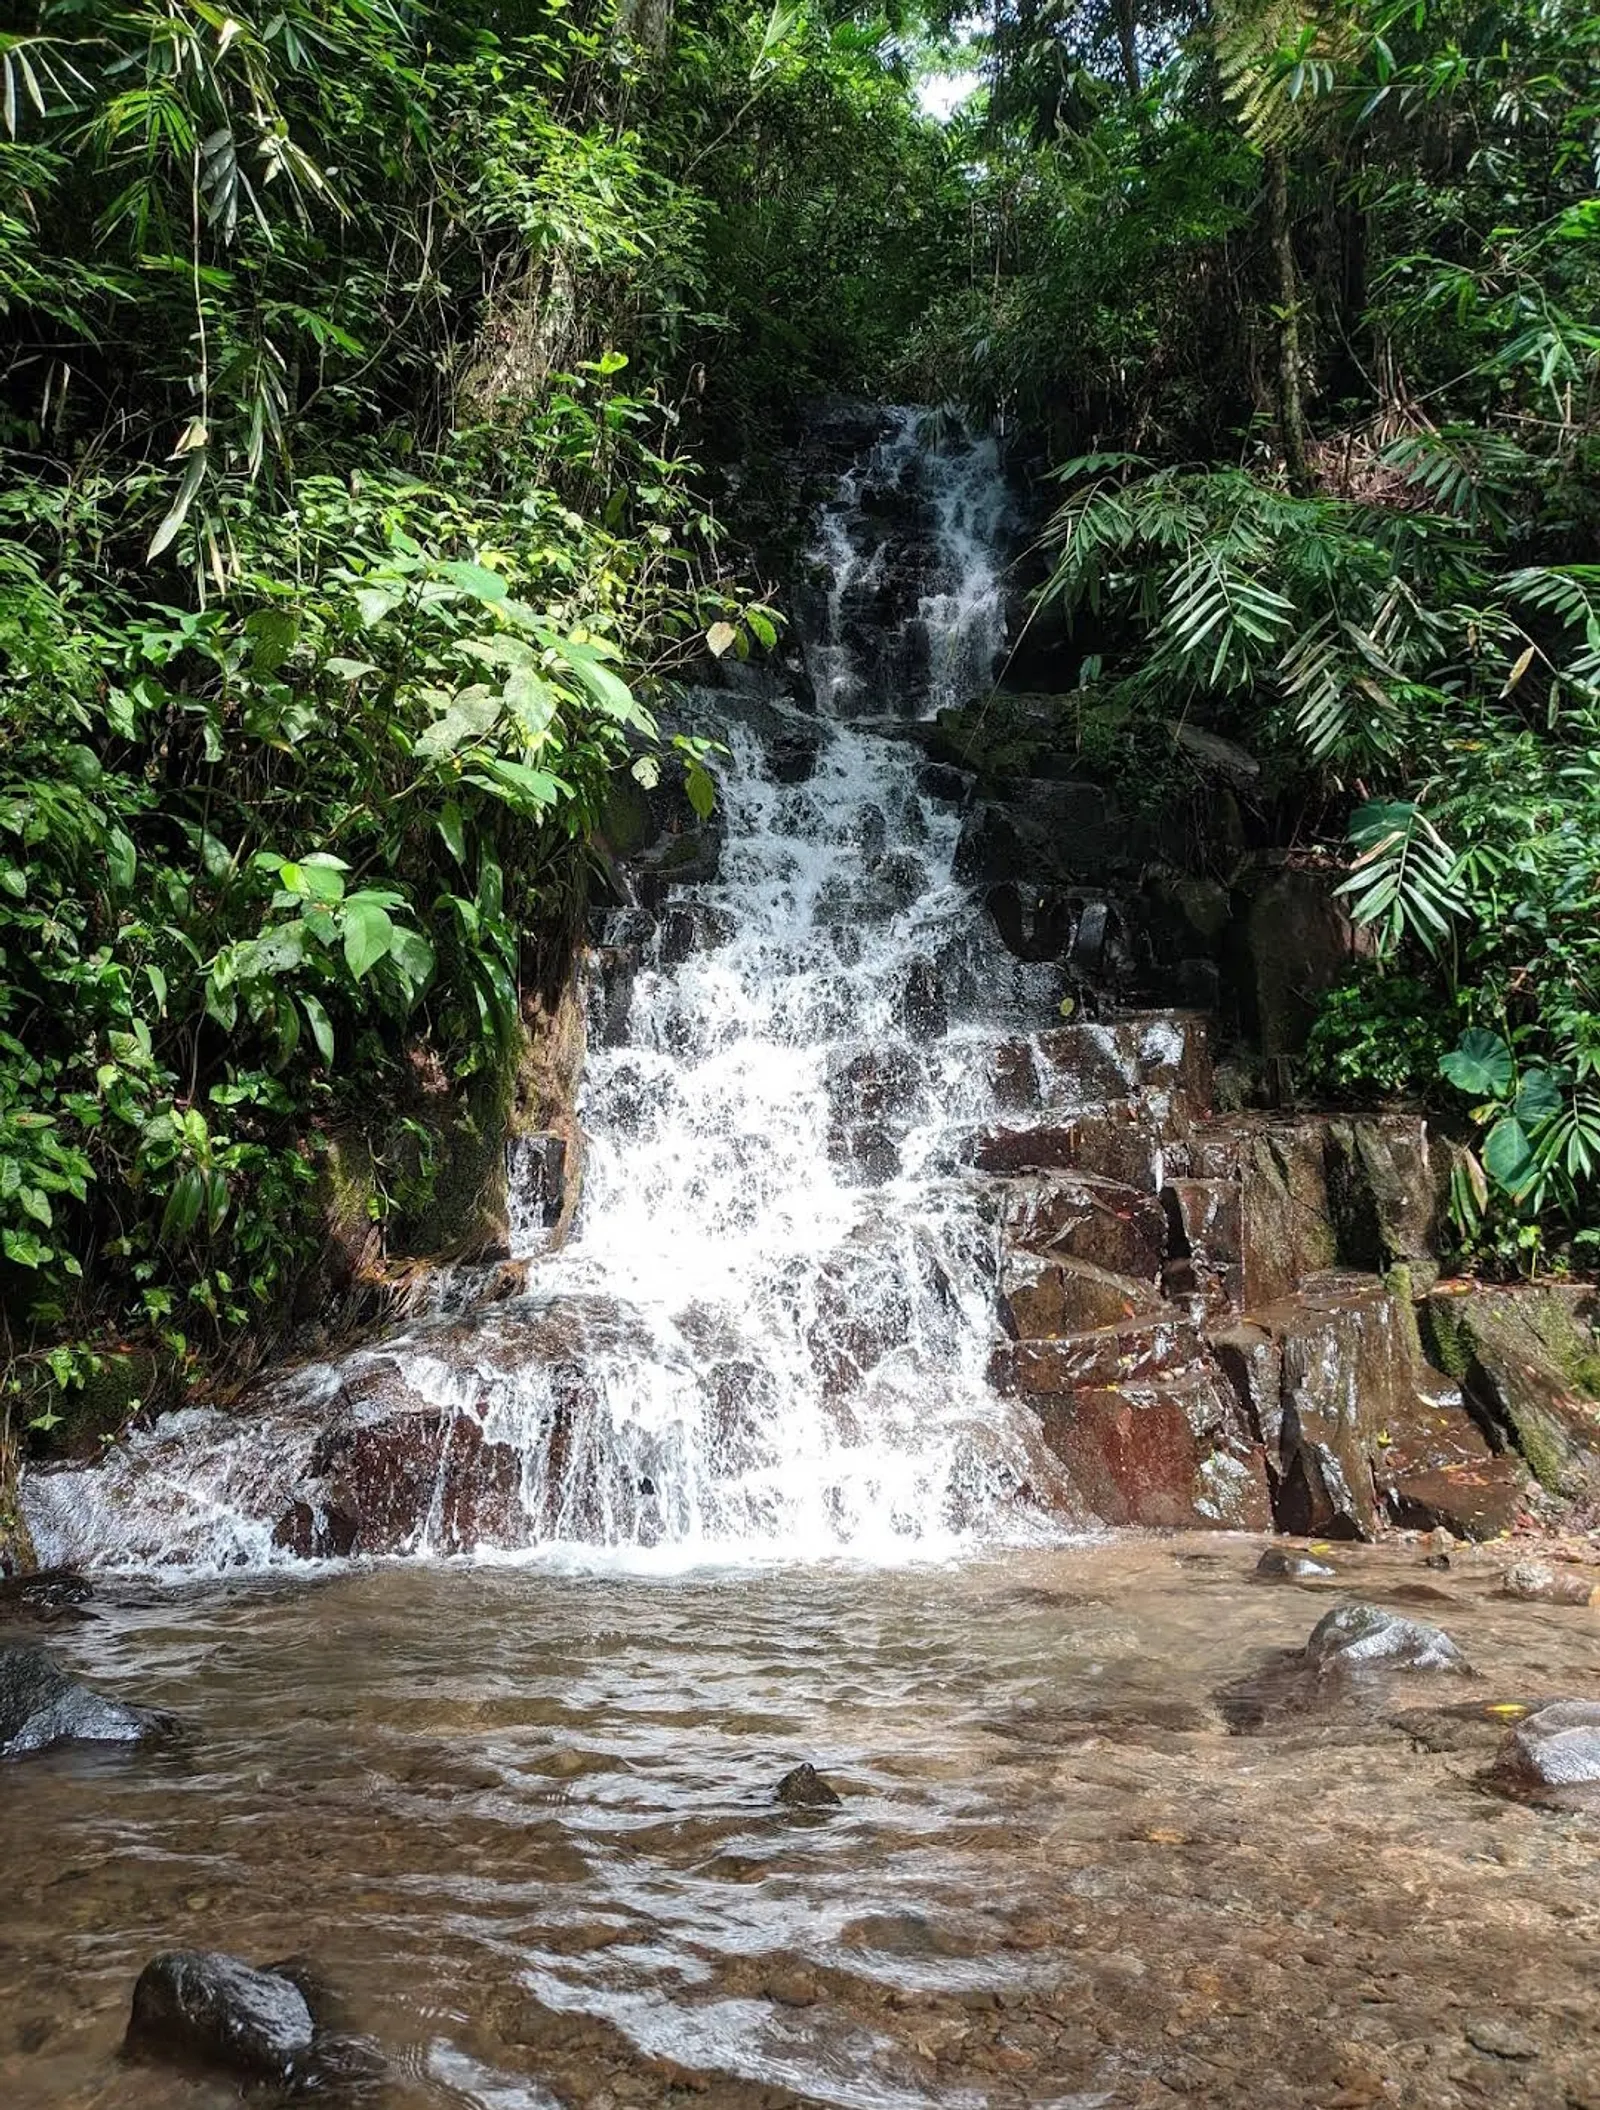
[1306,1602,1472,1675]
[0,1643,181,1759]
[1493,1700,1600,1793]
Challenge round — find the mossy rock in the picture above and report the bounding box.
[1423,1283,1600,1504]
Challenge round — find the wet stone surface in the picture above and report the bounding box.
[3,1538,1600,2110]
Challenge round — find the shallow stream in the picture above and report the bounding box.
[5,1538,1600,2109]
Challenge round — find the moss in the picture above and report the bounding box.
[1423,1298,1473,1384]
[1383,1263,1426,1372]
[1514,1409,1571,1498]
[393,1045,518,1259]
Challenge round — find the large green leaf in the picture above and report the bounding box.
[343,899,395,980]
[1440,1029,1513,1100]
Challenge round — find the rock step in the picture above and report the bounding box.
[1209,1270,1527,1542]
[985,1011,1212,1122]
[991,1311,1210,1396]
[1184,1110,1439,1307]
[973,1110,1172,1191]
[1028,1367,1271,1532]
[998,1252,1164,1339]
[995,1172,1168,1280]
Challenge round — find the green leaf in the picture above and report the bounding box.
[148,447,207,561]
[438,800,467,863]
[1514,1068,1563,1127]
[1482,1116,1536,1196]
[301,992,334,1064]
[685,760,716,820]
[439,560,508,604]
[2,1227,51,1268]
[343,899,395,980]
[416,691,502,761]
[159,1167,206,1244]
[1440,1030,1514,1100]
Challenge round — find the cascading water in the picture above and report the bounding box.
[24,408,1084,1571]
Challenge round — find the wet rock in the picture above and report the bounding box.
[127,1949,384,2091]
[997,1253,1161,1338]
[1423,1281,1600,1506]
[1241,865,1367,1062]
[1163,1178,1243,1312]
[954,781,1134,888]
[775,1762,842,1807]
[1254,1548,1334,1580]
[1304,1602,1472,1676]
[1012,1333,1271,1530]
[993,1311,1212,1395]
[997,1172,1167,1280]
[0,1567,93,1625]
[982,881,1077,963]
[1220,1272,1415,1539]
[0,1644,181,1759]
[917,761,971,804]
[974,1110,1166,1191]
[1503,1560,1600,1606]
[1490,1699,1600,1793]
[1188,1118,1338,1306]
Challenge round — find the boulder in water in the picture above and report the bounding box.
[1304,1602,1471,1675]
[0,1643,182,1759]
[1502,1560,1599,1606]
[775,1762,842,1807]
[1254,1547,1335,1580]
[126,1951,315,2083]
[1490,1700,1600,1796]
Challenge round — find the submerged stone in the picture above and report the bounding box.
[1254,1547,1335,1580]
[1503,1560,1599,1607]
[775,1762,842,1807]
[0,1643,181,1759]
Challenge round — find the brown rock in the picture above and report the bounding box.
[997,1173,1168,1279]
[997,1253,1161,1338]
[1031,1369,1270,1531]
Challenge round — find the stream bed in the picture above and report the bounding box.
[4,1536,1599,2110]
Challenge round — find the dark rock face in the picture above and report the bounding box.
[1304,1603,1472,1676]
[0,1644,181,1759]
[998,1172,1168,1281]
[127,1951,315,2083]
[1491,1700,1600,1794]
[0,1567,92,1626]
[775,1762,843,1807]
[1029,1370,1272,1532]
[954,781,1133,887]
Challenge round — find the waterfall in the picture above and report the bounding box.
[25,409,1085,1571]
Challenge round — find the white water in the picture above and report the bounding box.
[25,409,1084,1572]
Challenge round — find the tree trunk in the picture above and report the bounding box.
[1266,146,1312,490]
[1116,0,1141,98]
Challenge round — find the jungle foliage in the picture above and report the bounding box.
[0,0,952,1435]
[943,0,1600,1264]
